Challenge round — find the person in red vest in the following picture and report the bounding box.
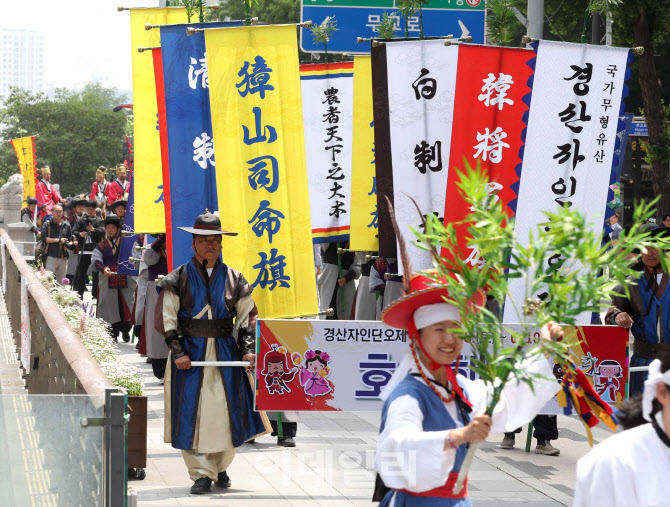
[105,164,130,205]
[90,166,110,209]
[35,166,62,219]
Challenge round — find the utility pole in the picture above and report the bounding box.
[527,0,544,40]
[592,12,601,44]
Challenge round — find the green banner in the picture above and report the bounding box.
[305,0,485,10]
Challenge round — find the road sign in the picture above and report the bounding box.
[301,0,486,54]
[629,121,648,137]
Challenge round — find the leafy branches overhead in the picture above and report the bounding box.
[486,0,520,46]
[377,11,399,40]
[413,163,665,397]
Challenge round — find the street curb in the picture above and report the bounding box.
[476,449,573,506]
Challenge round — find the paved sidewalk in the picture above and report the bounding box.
[118,342,617,507]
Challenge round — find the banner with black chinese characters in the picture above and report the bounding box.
[10,136,38,204]
[255,319,408,411]
[160,22,242,271]
[504,41,630,325]
[349,56,379,252]
[206,25,317,318]
[301,62,354,243]
[128,7,188,233]
[385,41,459,274]
[441,45,533,269]
[255,321,628,413]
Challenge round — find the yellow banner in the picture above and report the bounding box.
[129,7,187,233]
[349,56,379,252]
[10,137,37,204]
[206,25,317,318]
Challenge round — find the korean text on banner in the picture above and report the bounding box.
[160,22,242,272]
[350,56,379,252]
[256,319,409,412]
[206,25,317,318]
[301,62,354,243]
[129,7,187,234]
[504,41,630,325]
[386,41,459,274]
[442,45,533,269]
[11,137,37,203]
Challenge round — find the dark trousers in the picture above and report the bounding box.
[151,358,167,380]
[270,420,297,438]
[74,254,91,298]
[505,415,558,442]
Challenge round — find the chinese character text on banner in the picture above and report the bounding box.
[504,41,630,325]
[206,25,317,318]
[10,136,37,204]
[129,7,187,233]
[442,45,534,269]
[160,22,241,271]
[301,62,354,244]
[349,56,379,252]
[386,41,459,274]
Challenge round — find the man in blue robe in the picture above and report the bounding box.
[606,226,670,394]
[155,212,267,495]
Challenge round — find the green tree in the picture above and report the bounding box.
[210,0,300,25]
[0,83,129,196]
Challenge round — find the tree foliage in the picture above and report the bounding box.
[209,0,300,25]
[0,83,129,196]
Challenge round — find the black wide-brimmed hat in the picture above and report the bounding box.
[631,224,670,254]
[104,214,122,226]
[110,200,127,210]
[25,197,38,205]
[65,198,84,210]
[178,211,238,236]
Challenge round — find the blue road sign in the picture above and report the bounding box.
[300,5,486,54]
[629,121,648,137]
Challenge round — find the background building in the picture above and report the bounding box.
[0,29,45,98]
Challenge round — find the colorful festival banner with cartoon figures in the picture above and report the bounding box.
[255,319,409,412]
[255,321,628,413]
[300,62,354,244]
[349,56,379,253]
[504,41,630,325]
[11,136,38,204]
[441,45,533,269]
[129,7,188,234]
[385,41,459,274]
[206,25,317,318]
[160,22,242,271]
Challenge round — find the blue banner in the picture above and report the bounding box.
[160,21,242,270]
[118,177,139,276]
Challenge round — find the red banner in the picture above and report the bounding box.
[442,45,534,266]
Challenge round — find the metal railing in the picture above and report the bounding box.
[0,229,127,507]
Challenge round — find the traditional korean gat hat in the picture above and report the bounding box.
[110,200,127,211]
[178,211,238,236]
[104,214,121,227]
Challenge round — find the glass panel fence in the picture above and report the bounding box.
[0,394,105,506]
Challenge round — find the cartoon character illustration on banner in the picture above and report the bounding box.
[594,359,623,404]
[261,345,297,395]
[579,352,598,376]
[292,349,333,397]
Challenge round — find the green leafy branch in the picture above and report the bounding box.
[377,11,399,40]
[311,16,338,63]
[396,0,428,38]
[413,162,665,400]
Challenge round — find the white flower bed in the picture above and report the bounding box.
[34,268,144,396]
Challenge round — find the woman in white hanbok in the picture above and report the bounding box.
[574,351,670,507]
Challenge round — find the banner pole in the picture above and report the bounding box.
[277,412,284,439]
[337,242,345,314]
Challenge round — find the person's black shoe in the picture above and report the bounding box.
[135,341,140,350]
[190,477,212,495]
[215,471,231,488]
[278,436,296,447]
[122,331,131,343]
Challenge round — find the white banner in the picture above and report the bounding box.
[301,63,354,244]
[20,276,31,373]
[1,239,5,294]
[256,319,567,414]
[504,41,630,325]
[386,41,458,274]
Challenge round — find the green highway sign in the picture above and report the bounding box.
[304,0,485,10]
